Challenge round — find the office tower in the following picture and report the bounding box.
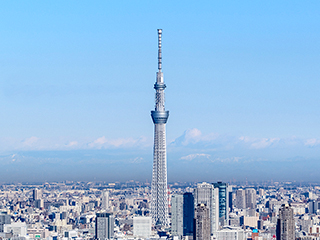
[171,193,195,237]
[95,212,114,240]
[0,213,11,232]
[183,192,194,236]
[133,217,152,238]
[35,199,44,209]
[213,182,229,225]
[194,182,219,237]
[229,191,234,212]
[172,194,183,237]
[276,204,295,240]
[309,200,320,214]
[151,29,169,227]
[101,190,109,210]
[245,189,257,209]
[235,189,246,209]
[258,188,265,196]
[227,185,233,213]
[194,203,210,240]
[33,188,41,201]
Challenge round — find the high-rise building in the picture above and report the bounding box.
[151,29,169,227]
[35,199,44,209]
[309,200,320,214]
[171,193,195,237]
[101,190,109,210]
[276,204,295,240]
[95,212,114,240]
[183,192,194,236]
[133,217,152,238]
[213,182,229,226]
[235,189,246,209]
[33,188,41,201]
[194,203,211,240]
[171,194,183,237]
[245,189,256,209]
[0,213,11,232]
[194,182,219,237]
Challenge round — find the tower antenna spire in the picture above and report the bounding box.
[158,29,162,71]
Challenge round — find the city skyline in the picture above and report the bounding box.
[1,1,320,182]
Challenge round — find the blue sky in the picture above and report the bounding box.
[1,1,320,182]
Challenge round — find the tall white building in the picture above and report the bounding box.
[33,188,41,201]
[133,216,152,238]
[151,29,169,227]
[101,190,109,210]
[194,182,219,237]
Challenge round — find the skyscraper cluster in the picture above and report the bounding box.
[235,188,257,210]
[170,182,232,240]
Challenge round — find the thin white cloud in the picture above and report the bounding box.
[180,153,211,161]
[211,157,243,163]
[0,129,320,155]
[22,136,39,147]
[305,138,320,147]
[88,136,150,149]
[239,137,280,149]
[130,157,144,163]
[66,141,78,147]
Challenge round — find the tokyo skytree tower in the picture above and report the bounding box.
[150,29,169,227]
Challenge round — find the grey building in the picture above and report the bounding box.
[235,189,246,209]
[172,194,183,237]
[95,212,114,240]
[309,200,320,214]
[194,182,219,237]
[194,203,210,240]
[276,204,295,240]
[101,190,109,210]
[171,193,194,237]
[0,213,11,232]
[245,188,256,209]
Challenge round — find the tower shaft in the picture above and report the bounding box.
[151,29,169,227]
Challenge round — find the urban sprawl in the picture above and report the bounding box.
[0,181,318,240]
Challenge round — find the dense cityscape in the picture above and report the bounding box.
[1,2,320,240]
[0,180,320,240]
[0,20,318,240]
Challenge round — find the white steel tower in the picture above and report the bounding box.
[151,29,169,227]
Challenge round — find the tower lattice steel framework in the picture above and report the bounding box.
[151,29,169,227]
